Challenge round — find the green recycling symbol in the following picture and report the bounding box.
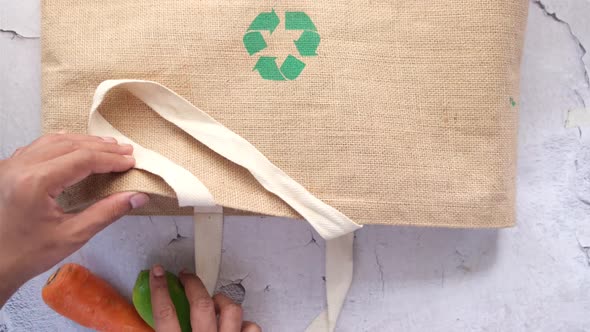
[243,9,320,81]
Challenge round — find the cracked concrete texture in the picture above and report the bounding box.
[534,2,589,103]
[0,0,39,38]
[2,0,590,331]
[373,246,385,295]
[0,29,38,39]
[0,32,40,159]
[533,0,590,106]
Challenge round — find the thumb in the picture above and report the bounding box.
[61,192,149,244]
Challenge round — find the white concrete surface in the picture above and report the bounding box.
[1,0,590,331]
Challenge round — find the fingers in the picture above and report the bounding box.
[58,192,149,246]
[15,133,108,157]
[11,147,24,158]
[30,133,108,150]
[43,133,109,143]
[149,265,182,332]
[7,133,135,200]
[179,271,217,332]
[41,149,135,197]
[214,293,244,332]
[242,321,262,332]
[152,270,254,332]
[19,139,133,165]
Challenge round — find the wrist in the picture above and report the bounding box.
[0,254,29,308]
[0,280,21,308]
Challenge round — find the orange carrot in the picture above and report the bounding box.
[42,263,153,332]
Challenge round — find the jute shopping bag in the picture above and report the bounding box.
[42,0,529,330]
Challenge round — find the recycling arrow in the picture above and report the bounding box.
[248,9,280,34]
[244,10,319,81]
[280,55,306,80]
[254,57,286,81]
[294,31,320,56]
[243,31,267,55]
[253,55,306,81]
[285,12,317,31]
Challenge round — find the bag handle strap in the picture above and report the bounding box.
[194,206,224,295]
[88,80,361,331]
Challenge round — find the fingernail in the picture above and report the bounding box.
[120,143,133,149]
[101,136,117,143]
[130,193,149,209]
[152,265,165,277]
[124,155,135,160]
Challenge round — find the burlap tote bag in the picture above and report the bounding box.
[42,0,529,330]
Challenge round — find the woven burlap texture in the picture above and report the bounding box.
[42,0,528,227]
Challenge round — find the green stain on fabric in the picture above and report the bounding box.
[510,97,517,107]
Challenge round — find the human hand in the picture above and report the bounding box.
[149,265,261,332]
[0,133,149,307]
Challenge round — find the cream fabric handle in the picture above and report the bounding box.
[194,206,223,295]
[87,79,360,331]
[306,233,355,332]
[89,80,361,239]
